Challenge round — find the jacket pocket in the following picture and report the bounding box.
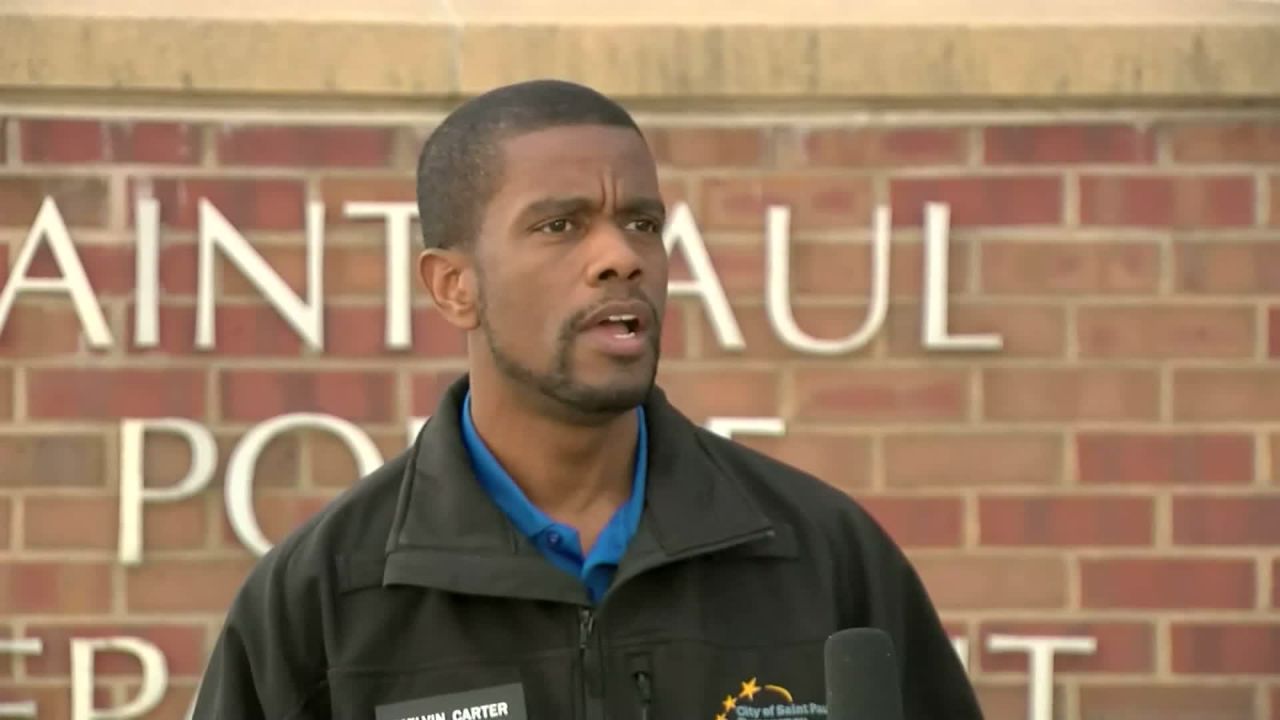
[607,638,829,720]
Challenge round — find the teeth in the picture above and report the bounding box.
[601,312,640,340]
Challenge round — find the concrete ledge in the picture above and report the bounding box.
[2,0,1280,102]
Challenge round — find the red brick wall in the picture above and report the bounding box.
[1,112,1278,719]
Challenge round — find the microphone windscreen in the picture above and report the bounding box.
[824,627,906,720]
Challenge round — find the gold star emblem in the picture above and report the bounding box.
[715,715,727,720]
[722,694,737,712]
[739,678,760,701]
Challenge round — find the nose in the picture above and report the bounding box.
[584,222,643,286]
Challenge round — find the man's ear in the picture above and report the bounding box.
[418,248,480,331]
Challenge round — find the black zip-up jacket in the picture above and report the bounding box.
[192,376,984,720]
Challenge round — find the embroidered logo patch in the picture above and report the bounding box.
[374,682,528,720]
[711,677,827,719]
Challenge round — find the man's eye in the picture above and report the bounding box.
[627,218,663,234]
[538,218,575,233]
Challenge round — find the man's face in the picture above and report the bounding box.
[471,124,669,416]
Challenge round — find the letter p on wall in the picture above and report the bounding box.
[118,419,217,566]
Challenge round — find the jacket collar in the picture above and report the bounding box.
[382,374,774,604]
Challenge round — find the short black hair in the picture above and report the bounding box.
[415,79,644,250]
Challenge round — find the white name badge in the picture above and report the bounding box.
[375,682,528,720]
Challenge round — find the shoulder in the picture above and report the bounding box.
[690,427,931,623]
[692,427,899,557]
[693,428,871,522]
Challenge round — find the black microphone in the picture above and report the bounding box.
[824,628,905,720]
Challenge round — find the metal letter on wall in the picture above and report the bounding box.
[765,205,890,355]
[0,197,112,348]
[344,201,417,350]
[118,419,217,566]
[196,199,326,350]
[663,202,745,351]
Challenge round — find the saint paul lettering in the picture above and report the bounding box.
[0,195,1003,358]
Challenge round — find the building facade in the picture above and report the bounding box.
[1,2,1279,718]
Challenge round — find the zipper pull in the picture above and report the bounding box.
[578,607,594,650]
[633,671,652,720]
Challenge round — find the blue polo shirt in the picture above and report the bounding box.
[459,391,648,604]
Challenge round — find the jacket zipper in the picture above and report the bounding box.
[578,606,604,720]
[577,526,775,720]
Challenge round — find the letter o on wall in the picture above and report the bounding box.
[225,413,385,557]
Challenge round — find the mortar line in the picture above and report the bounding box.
[1155,119,1174,166]
[1155,616,1171,679]
[1159,364,1174,423]
[6,104,1280,126]
[12,366,26,423]
[1064,679,1080,720]
[1067,550,1081,610]
[1259,302,1274,363]
[963,491,979,549]
[1258,556,1273,611]
[4,118,19,167]
[1257,170,1270,227]
[1063,170,1080,228]
[1259,432,1274,486]
[1154,492,1173,549]
[869,431,885,492]
[970,366,983,424]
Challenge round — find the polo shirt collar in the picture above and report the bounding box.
[457,389,649,560]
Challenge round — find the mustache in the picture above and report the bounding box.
[567,291,659,333]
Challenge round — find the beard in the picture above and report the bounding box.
[475,276,661,417]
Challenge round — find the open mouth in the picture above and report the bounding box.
[599,314,641,339]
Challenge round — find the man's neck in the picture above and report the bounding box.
[466,378,639,524]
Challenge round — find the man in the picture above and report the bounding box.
[192,79,984,720]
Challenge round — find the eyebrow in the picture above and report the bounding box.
[518,196,667,221]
